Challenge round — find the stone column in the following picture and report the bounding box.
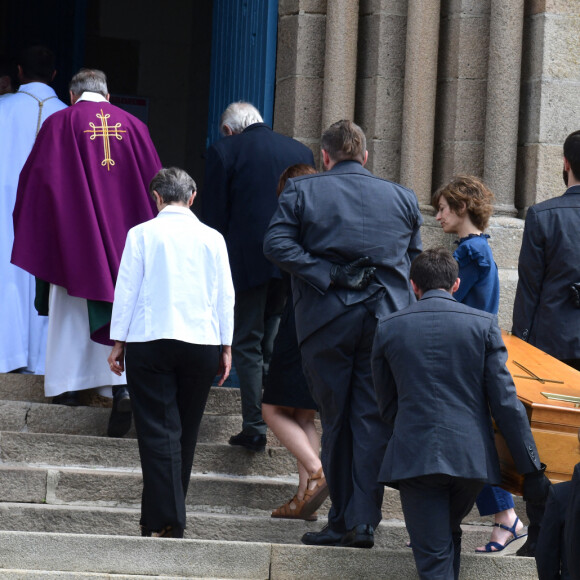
[356,1,407,182]
[483,0,524,215]
[274,1,327,165]
[321,0,360,131]
[516,1,580,211]
[399,0,441,205]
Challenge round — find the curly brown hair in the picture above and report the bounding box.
[431,175,494,231]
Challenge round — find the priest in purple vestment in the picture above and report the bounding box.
[11,68,162,437]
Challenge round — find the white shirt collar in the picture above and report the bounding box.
[77,91,108,103]
[159,205,196,218]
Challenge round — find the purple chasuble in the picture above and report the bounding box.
[11,100,161,343]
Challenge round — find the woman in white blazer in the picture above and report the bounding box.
[108,167,235,538]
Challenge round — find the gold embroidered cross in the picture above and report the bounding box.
[84,109,127,170]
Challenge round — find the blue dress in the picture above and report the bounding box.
[453,234,512,516]
[453,234,500,315]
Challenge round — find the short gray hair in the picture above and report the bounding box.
[149,167,196,205]
[219,102,263,135]
[69,68,108,97]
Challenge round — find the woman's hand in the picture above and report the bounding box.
[107,341,126,376]
[217,345,232,386]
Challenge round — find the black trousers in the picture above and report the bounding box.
[300,303,391,532]
[125,340,219,535]
[399,475,484,580]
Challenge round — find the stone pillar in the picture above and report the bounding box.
[432,1,490,194]
[356,0,408,182]
[274,1,327,165]
[321,0,360,131]
[483,0,524,215]
[516,1,580,212]
[399,0,441,205]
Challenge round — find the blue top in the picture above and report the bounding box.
[453,234,500,315]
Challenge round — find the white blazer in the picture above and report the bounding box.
[110,206,234,346]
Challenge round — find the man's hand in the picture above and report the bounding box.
[330,256,376,290]
[523,463,551,505]
[217,345,232,386]
[107,341,126,376]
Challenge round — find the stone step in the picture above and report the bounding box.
[0,432,297,477]
[0,530,270,579]
[0,375,243,415]
[0,574,213,580]
[0,530,539,579]
[0,574,215,580]
[0,503,516,552]
[0,400,286,445]
[0,460,528,530]
[0,464,304,515]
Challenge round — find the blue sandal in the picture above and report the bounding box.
[475,517,528,554]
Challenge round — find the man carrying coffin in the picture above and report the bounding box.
[372,248,551,580]
[11,68,161,437]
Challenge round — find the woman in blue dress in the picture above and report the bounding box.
[432,175,527,554]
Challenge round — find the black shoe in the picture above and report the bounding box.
[52,391,81,406]
[340,524,375,548]
[140,524,184,538]
[107,386,132,438]
[228,431,266,452]
[301,524,343,546]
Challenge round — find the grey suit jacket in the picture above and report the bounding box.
[263,160,423,344]
[372,290,541,486]
[513,185,580,360]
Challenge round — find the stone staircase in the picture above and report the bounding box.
[0,374,539,579]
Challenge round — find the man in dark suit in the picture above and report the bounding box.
[372,248,551,580]
[513,129,580,372]
[512,130,580,556]
[264,120,423,547]
[203,102,314,452]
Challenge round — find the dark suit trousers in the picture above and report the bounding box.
[125,340,219,534]
[233,278,285,435]
[399,475,484,580]
[300,302,390,532]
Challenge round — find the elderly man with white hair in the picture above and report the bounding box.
[203,102,315,452]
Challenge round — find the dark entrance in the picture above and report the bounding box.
[0,0,279,189]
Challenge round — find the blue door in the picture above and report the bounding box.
[206,0,278,148]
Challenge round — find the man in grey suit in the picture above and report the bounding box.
[264,120,423,547]
[372,248,551,580]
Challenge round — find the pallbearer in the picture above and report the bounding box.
[372,248,551,580]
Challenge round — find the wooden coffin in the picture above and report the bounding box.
[495,330,580,495]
